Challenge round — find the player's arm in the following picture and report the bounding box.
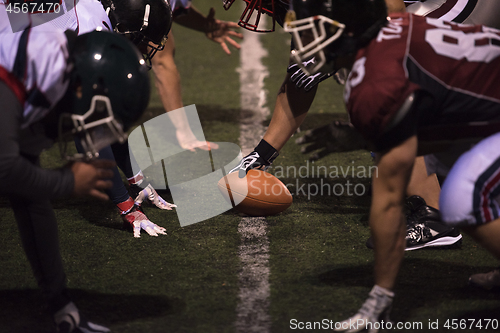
[230,70,317,176]
[263,73,317,151]
[371,135,417,290]
[150,32,218,151]
[0,83,113,201]
[173,5,242,54]
[335,135,417,333]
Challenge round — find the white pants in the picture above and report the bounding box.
[440,133,500,227]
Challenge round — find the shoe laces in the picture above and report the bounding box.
[406,223,431,243]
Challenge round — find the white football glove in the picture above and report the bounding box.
[287,57,333,91]
[134,184,177,210]
[334,285,394,333]
[229,139,279,178]
[122,205,167,238]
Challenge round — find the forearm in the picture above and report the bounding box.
[0,82,74,200]
[263,76,317,151]
[151,33,184,113]
[0,154,74,200]
[370,136,418,290]
[370,197,407,290]
[173,6,211,33]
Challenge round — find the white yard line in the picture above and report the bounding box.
[234,18,272,333]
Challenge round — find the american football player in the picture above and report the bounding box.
[149,0,242,156]
[296,0,500,160]
[0,6,150,330]
[224,0,460,252]
[285,0,500,330]
[40,0,176,238]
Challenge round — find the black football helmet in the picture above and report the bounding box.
[102,0,172,67]
[58,30,150,160]
[284,0,387,74]
[223,0,289,32]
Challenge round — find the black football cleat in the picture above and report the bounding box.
[366,196,462,250]
[405,219,462,251]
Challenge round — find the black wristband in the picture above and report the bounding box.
[255,139,279,165]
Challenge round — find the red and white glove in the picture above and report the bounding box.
[118,198,167,238]
[134,184,176,210]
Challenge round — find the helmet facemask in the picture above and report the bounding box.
[223,0,277,32]
[59,95,127,161]
[284,14,345,75]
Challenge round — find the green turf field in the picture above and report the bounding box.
[1,2,500,333]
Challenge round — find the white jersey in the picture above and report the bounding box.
[0,6,69,128]
[405,0,500,29]
[37,0,111,34]
[0,0,110,128]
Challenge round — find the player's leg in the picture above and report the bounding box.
[10,192,69,313]
[9,156,109,331]
[440,132,500,289]
[406,156,440,209]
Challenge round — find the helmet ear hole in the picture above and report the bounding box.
[92,77,108,96]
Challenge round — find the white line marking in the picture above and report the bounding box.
[235,16,272,333]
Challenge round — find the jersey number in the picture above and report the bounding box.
[344,57,366,103]
[425,18,500,63]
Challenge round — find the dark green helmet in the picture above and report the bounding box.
[60,30,150,160]
[284,0,387,74]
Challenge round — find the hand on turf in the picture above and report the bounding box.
[295,121,368,161]
[122,205,167,238]
[71,160,115,200]
[287,59,333,91]
[205,7,243,55]
[134,184,177,210]
[176,127,219,152]
[334,285,394,333]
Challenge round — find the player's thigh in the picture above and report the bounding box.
[463,0,500,29]
[440,133,500,227]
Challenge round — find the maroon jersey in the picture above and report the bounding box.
[345,13,500,146]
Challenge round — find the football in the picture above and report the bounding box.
[217,169,293,216]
